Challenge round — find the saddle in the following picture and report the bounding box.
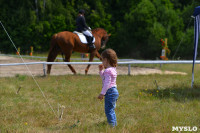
[73,31,95,44]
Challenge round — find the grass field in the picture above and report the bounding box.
[0,64,200,132]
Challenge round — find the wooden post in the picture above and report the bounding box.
[43,63,46,76]
[128,64,131,75]
[30,46,33,56]
[164,38,167,58]
[160,38,169,60]
[16,47,20,55]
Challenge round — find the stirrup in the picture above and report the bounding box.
[89,44,96,49]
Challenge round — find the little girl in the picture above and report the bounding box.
[98,48,119,127]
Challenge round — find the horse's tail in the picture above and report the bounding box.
[47,34,61,74]
[47,34,60,62]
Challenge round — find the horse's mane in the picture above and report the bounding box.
[92,28,105,33]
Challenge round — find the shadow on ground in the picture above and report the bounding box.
[142,84,200,102]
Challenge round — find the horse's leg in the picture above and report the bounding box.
[47,46,59,75]
[95,51,102,61]
[65,52,77,74]
[85,51,95,75]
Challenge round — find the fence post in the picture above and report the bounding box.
[43,63,46,76]
[128,64,131,75]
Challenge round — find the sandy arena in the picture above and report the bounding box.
[0,56,187,77]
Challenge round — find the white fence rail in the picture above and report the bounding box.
[0,60,199,76]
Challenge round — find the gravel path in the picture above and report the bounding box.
[0,56,187,77]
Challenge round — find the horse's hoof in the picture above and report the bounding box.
[73,71,77,75]
[85,70,88,75]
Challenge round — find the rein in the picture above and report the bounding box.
[101,39,105,47]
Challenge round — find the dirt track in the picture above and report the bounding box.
[0,56,187,77]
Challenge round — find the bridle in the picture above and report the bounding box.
[101,34,109,48]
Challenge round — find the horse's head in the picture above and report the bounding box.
[101,33,111,49]
[92,28,111,49]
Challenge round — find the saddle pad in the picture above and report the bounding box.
[73,31,95,44]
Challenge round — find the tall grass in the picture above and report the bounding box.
[0,64,200,132]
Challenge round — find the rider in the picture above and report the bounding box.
[76,9,95,49]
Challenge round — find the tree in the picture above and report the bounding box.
[0,0,198,59]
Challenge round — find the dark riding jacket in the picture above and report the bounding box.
[76,15,89,32]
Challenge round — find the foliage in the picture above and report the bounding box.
[0,0,200,59]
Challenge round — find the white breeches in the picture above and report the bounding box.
[82,30,93,37]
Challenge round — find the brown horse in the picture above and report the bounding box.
[47,28,110,75]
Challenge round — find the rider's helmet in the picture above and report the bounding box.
[79,9,85,14]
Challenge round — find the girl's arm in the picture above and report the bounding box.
[100,71,111,95]
[99,64,104,79]
[99,71,104,79]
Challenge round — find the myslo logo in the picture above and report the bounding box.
[172,126,198,132]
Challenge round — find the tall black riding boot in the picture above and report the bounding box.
[88,36,95,49]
